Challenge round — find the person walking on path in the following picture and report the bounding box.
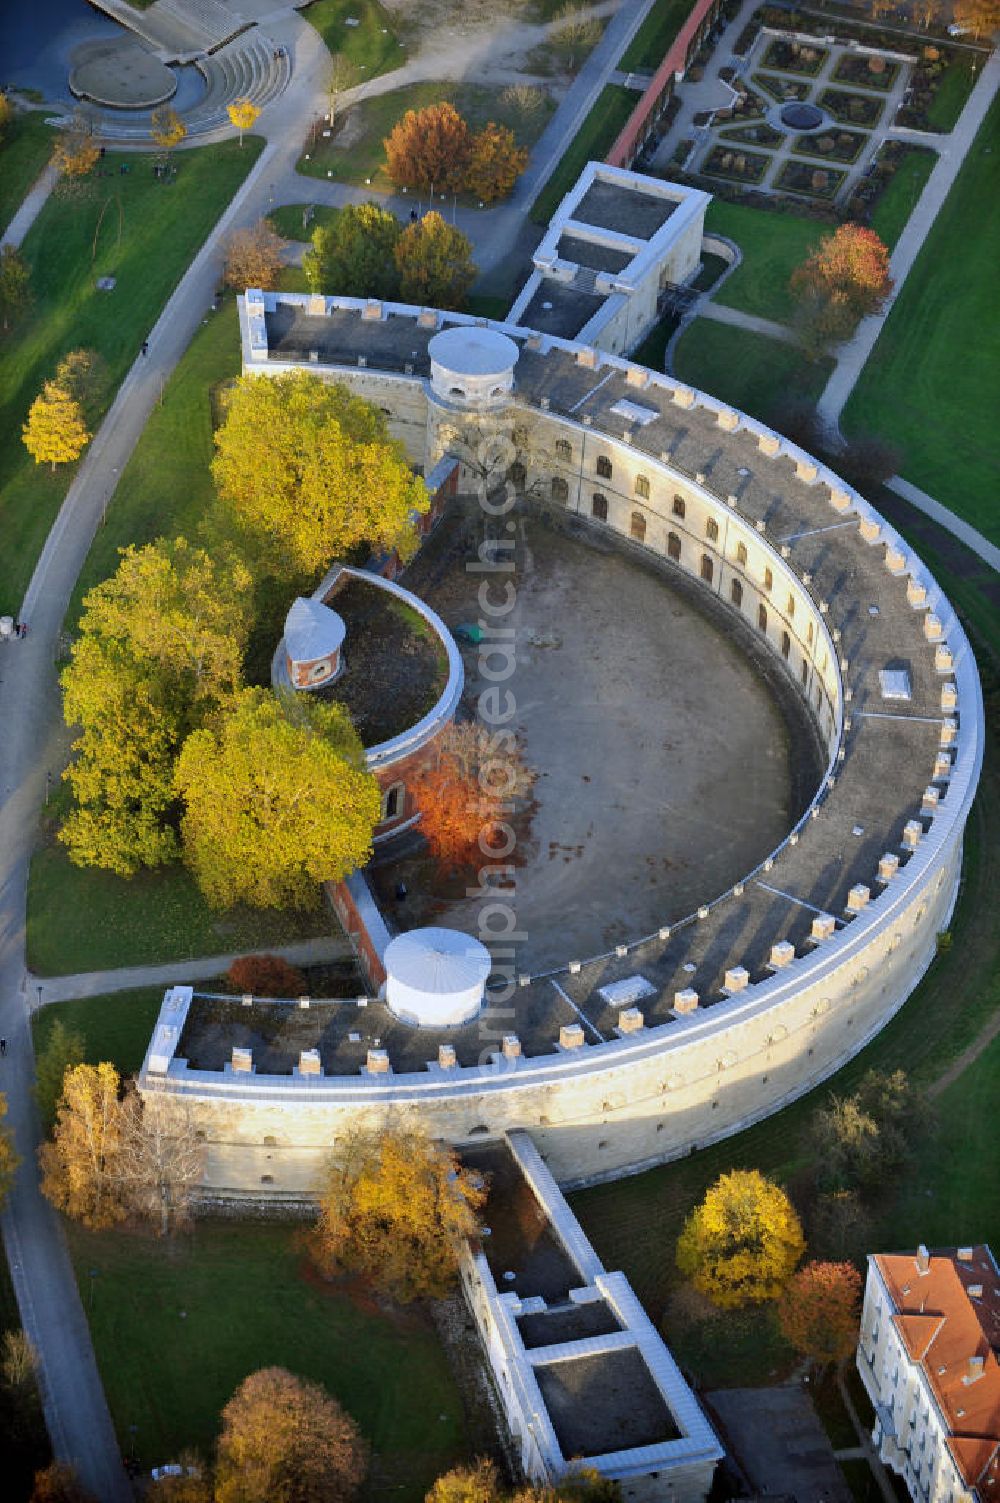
[141,340,149,356]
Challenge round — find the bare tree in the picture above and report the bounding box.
[120,1088,205,1237]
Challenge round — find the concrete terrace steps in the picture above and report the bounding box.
[90,30,292,141]
[89,0,253,61]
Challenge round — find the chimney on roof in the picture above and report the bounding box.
[969,1284,984,1299]
[917,1245,931,1275]
[958,1247,974,1262]
[965,1355,986,1385]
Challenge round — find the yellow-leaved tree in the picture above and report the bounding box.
[211,372,429,578]
[150,104,187,150]
[0,1096,19,1211]
[394,211,476,310]
[52,115,100,177]
[38,1062,127,1230]
[676,1168,805,1308]
[215,1367,367,1503]
[174,688,381,909]
[22,379,90,471]
[227,97,260,146]
[311,1127,487,1302]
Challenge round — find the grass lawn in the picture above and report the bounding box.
[301,0,405,79]
[673,319,832,425]
[927,55,977,132]
[32,987,166,1075]
[27,841,333,976]
[0,112,55,236]
[530,84,639,224]
[619,0,693,72]
[299,82,555,190]
[706,199,822,323]
[869,147,936,247]
[843,94,1000,542]
[267,202,341,241]
[0,139,262,616]
[66,1221,469,1500]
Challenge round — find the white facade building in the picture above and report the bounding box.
[858,1246,1000,1503]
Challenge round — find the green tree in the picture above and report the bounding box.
[33,1020,86,1134]
[394,211,476,310]
[303,202,402,298]
[22,380,90,471]
[676,1169,805,1308]
[54,348,109,428]
[175,689,381,909]
[0,244,31,330]
[215,1367,367,1503]
[211,372,429,578]
[813,1068,929,1192]
[311,1127,487,1302]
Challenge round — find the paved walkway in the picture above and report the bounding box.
[0,163,59,250]
[698,299,798,344]
[817,47,1000,426]
[887,476,1000,573]
[33,937,353,1007]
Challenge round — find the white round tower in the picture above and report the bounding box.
[427,326,519,410]
[384,927,492,1027]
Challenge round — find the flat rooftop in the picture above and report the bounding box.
[574,180,678,238]
[465,1143,585,1302]
[226,299,966,1081]
[535,1347,680,1457]
[556,235,634,275]
[520,276,606,340]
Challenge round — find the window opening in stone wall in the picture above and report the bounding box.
[701,554,713,583]
[509,461,526,486]
[801,658,809,686]
[706,517,719,543]
[668,531,681,561]
[631,511,646,542]
[551,476,569,503]
[758,604,768,632]
[635,474,650,499]
[808,620,814,646]
[781,630,791,659]
[597,454,612,479]
[555,438,571,461]
[731,579,743,608]
[592,492,608,522]
[787,594,795,617]
[764,567,773,592]
[382,783,404,821]
[672,494,686,518]
[736,540,747,566]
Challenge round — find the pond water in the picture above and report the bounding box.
[0,0,205,113]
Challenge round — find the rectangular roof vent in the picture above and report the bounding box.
[610,399,657,427]
[880,668,912,701]
[598,975,656,1008]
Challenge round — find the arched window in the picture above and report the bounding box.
[731,579,743,608]
[700,554,714,583]
[758,603,768,632]
[787,594,795,617]
[596,455,612,479]
[763,567,773,592]
[509,460,526,486]
[672,495,686,519]
[807,619,814,646]
[667,531,681,561]
[801,657,809,686]
[706,517,719,543]
[555,438,571,461]
[781,630,791,659]
[630,511,646,543]
[736,541,747,566]
[592,492,608,521]
[635,474,650,499]
[551,476,569,503]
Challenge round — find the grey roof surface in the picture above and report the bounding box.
[535,1348,680,1456]
[520,276,606,339]
[574,180,678,238]
[556,235,634,274]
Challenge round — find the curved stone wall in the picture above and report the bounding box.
[148,297,983,1200]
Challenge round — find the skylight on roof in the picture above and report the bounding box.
[610,399,657,426]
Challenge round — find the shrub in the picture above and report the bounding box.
[226,954,308,998]
[869,55,886,74]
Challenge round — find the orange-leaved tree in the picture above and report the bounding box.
[778,1259,862,1366]
[384,101,471,195]
[215,1367,367,1503]
[465,122,528,204]
[953,0,1000,37]
[408,721,532,868]
[676,1168,805,1308]
[791,223,893,318]
[312,1127,487,1302]
[226,953,307,998]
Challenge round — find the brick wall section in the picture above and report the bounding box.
[607,0,723,170]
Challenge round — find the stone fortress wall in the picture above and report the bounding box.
[136,295,983,1201]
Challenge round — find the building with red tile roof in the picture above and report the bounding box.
[858,1246,1000,1503]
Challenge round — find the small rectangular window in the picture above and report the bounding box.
[706,517,719,543]
[635,474,650,500]
[736,541,747,566]
[764,567,773,592]
[672,495,686,519]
